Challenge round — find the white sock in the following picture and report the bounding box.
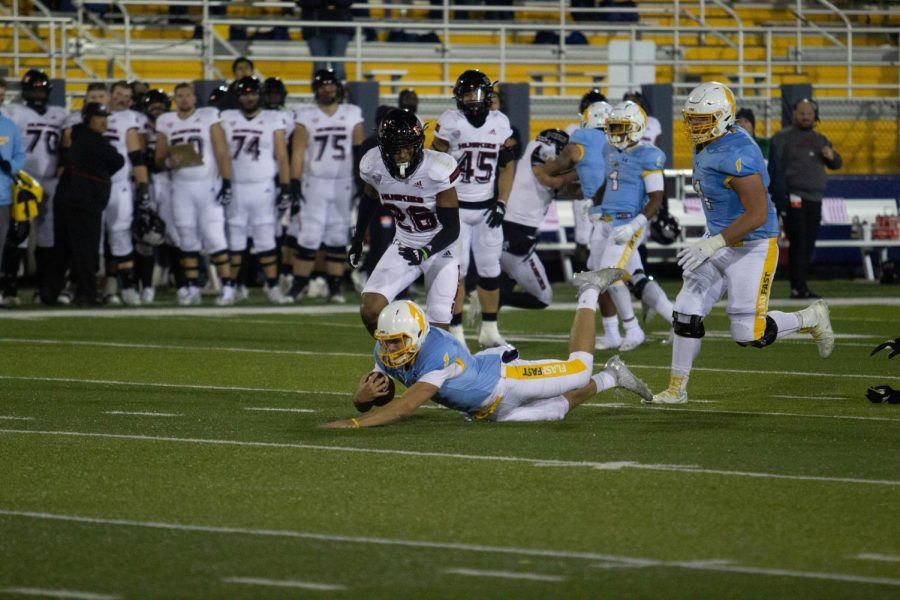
[672,335,702,377]
[577,286,600,310]
[770,311,802,339]
[601,316,620,339]
[608,282,635,321]
[592,371,616,392]
[643,280,674,322]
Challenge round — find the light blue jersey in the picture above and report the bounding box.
[692,128,779,240]
[593,143,665,226]
[569,127,607,199]
[374,328,501,413]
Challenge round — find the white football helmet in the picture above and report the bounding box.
[375,300,430,368]
[682,81,736,144]
[605,101,646,149]
[581,100,613,130]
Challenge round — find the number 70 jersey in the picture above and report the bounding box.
[294,103,364,179]
[359,147,460,247]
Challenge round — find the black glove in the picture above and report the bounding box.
[290,178,303,217]
[216,178,232,206]
[348,239,363,269]
[276,184,291,216]
[0,159,12,175]
[135,182,151,210]
[485,201,507,228]
[398,245,428,266]
[871,338,900,359]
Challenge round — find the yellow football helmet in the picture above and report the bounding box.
[682,81,736,145]
[605,101,646,149]
[375,300,430,368]
[11,170,44,222]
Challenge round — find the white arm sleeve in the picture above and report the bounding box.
[643,170,664,194]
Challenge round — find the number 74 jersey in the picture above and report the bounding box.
[359,147,460,247]
[220,109,286,183]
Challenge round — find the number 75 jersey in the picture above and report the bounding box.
[220,109,286,183]
[359,147,460,247]
[294,103,363,179]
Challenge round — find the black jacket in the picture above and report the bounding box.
[58,123,125,213]
[299,0,353,38]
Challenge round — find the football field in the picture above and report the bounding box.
[1,280,899,599]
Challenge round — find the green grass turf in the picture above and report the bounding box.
[0,283,898,598]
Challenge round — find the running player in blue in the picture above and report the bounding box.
[587,100,676,352]
[321,268,654,428]
[650,82,835,405]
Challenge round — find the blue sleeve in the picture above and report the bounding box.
[718,137,764,177]
[643,146,666,172]
[9,127,25,173]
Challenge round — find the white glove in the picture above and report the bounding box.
[613,214,648,244]
[677,233,727,271]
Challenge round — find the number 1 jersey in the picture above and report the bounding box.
[294,103,363,180]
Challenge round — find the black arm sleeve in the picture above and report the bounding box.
[423,206,460,257]
[351,192,379,245]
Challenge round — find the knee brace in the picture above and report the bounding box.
[209,251,229,267]
[323,244,346,263]
[293,244,317,261]
[627,269,651,300]
[736,315,778,349]
[672,311,705,339]
[478,275,500,291]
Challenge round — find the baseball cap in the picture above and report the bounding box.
[82,102,110,119]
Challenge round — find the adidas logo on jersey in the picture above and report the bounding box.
[373,174,382,185]
[488,129,496,135]
[414,180,424,189]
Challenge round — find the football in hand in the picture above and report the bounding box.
[366,371,396,406]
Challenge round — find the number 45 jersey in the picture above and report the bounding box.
[359,147,460,248]
[294,103,363,180]
[433,109,513,204]
[156,107,222,182]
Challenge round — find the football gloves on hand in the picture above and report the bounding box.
[677,233,726,272]
[613,214,648,244]
[216,179,232,206]
[485,201,507,228]
[398,245,428,266]
[290,178,303,217]
[348,240,363,269]
[871,338,900,359]
[276,184,291,217]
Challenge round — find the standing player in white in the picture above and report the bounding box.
[100,80,151,306]
[0,70,67,305]
[288,68,364,303]
[221,76,292,304]
[500,128,576,310]
[651,82,834,404]
[155,82,235,306]
[586,101,675,352]
[349,108,460,335]
[432,69,515,348]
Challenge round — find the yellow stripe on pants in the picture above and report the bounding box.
[504,357,588,380]
[753,237,779,339]
[614,227,644,272]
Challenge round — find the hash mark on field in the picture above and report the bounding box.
[773,395,848,400]
[445,568,565,582]
[0,416,33,421]
[853,553,900,563]
[104,411,181,417]
[0,587,120,599]
[222,577,346,591]
[2,428,898,487]
[244,407,319,414]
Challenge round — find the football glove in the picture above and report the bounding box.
[348,240,363,269]
[871,338,900,359]
[677,233,726,272]
[613,214,648,244]
[398,245,428,266]
[290,178,303,216]
[135,182,151,210]
[276,184,291,217]
[216,178,232,206]
[485,201,507,228]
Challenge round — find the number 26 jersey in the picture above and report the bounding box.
[359,148,460,248]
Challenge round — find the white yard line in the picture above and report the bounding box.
[444,568,565,582]
[221,577,345,591]
[0,428,897,487]
[0,587,120,599]
[772,395,849,400]
[626,363,900,383]
[244,407,319,414]
[853,553,900,563]
[1,510,897,588]
[104,411,181,417]
[0,416,33,421]
[582,403,900,423]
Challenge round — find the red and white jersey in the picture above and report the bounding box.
[432,109,513,204]
[157,107,222,182]
[220,108,285,184]
[104,109,143,182]
[1,103,67,178]
[294,103,363,179]
[360,147,459,247]
[505,140,557,228]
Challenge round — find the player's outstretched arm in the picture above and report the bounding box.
[321,381,438,429]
